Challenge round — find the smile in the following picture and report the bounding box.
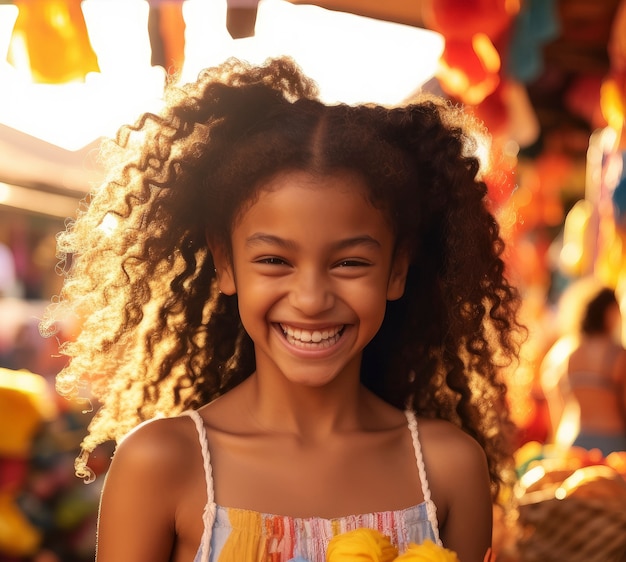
[279,324,345,348]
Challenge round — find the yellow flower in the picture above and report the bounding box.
[394,540,460,562]
[326,528,399,562]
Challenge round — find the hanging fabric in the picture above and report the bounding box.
[7,0,99,83]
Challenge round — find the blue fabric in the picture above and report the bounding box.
[573,432,626,457]
[507,0,560,83]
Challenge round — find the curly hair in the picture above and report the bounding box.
[42,57,522,499]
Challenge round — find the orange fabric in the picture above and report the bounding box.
[156,2,186,75]
[8,0,99,83]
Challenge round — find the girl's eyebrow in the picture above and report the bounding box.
[245,233,297,250]
[333,236,382,251]
[245,233,382,250]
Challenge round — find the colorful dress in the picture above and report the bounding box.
[183,409,441,562]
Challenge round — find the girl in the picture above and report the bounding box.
[42,57,521,562]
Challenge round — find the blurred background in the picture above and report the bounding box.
[1,0,626,560]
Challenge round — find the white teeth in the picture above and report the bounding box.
[280,324,343,347]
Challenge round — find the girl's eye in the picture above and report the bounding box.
[257,257,288,266]
[335,259,370,268]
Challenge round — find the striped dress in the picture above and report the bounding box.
[183,409,441,562]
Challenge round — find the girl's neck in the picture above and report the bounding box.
[241,372,374,440]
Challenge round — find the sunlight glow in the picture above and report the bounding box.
[182,0,444,106]
[0,5,18,64]
[554,399,580,449]
[0,1,164,151]
[98,212,119,236]
[0,182,81,218]
[0,0,443,153]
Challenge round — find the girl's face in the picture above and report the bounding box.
[214,170,409,388]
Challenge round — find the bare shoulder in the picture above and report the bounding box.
[109,414,201,486]
[97,414,206,561]
[414,417,490,506]
[416,417,487,466]
[415,417,492,559]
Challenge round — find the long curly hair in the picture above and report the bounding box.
[42,57,522,499]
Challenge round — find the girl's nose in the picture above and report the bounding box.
[288,269,334,316]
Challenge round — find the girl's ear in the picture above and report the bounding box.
[387,252,410,301]
[210,243,237,296]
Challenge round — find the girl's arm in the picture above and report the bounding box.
[95,418,196,562]
[422,420,493,562]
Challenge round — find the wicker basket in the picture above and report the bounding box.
[517,488,626,561]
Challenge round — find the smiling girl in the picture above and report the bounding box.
[42,57,522,562]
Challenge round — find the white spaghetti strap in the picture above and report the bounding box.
[404,409,442,546]
[181,410,216,562]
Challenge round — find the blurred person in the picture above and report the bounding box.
[567,284,626,455]
[542,278,626,455]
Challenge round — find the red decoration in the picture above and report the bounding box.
[470,82,509,137]
[438,36,501,105]
[425,0,515,40]
[423,0,519,107]
[566,75,608,130]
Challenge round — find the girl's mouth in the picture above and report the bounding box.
[279,324,345,349]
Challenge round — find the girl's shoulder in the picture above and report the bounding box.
[416,415,476,438]
[110,415,203,483]
[415,417,488,472]
[98,415,208,558]
[415,417,491,525]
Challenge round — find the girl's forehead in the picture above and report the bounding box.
[231,169,395,241]
[235,169,377,220]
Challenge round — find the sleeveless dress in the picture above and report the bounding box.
[183,409,441,562]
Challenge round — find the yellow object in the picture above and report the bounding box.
[601,77,625,136]
[326,530,461,562]
[0,368,55,457]
[7,0,99,83]
[559,199,594,277]
[0,490,41,557]
[514,440,543,468]
[326,528,399,562]
[396,540,460,562]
